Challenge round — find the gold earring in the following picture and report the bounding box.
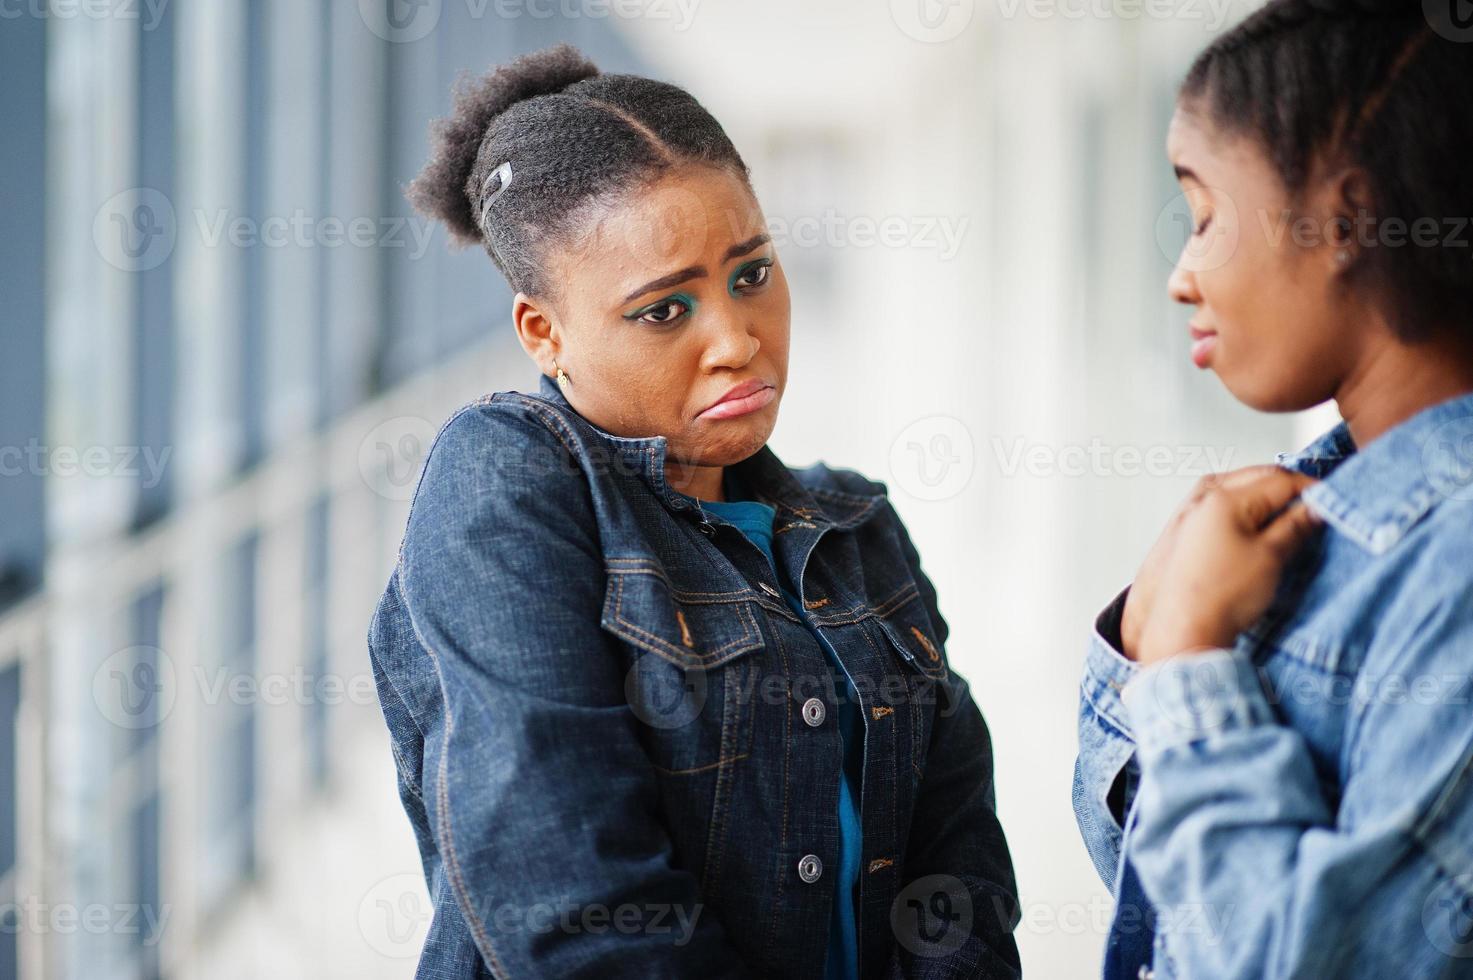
[554,359,571,389]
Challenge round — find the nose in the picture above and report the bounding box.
[699,307,760,372]
[1167,248,1201,307]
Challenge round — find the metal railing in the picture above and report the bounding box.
[2,338,520,980]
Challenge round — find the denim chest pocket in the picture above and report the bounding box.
[600,563,767,776]
[873,589,948,681]
[870,590,949,786]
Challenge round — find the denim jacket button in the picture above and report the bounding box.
[801,697,826,727]
[697,520,716,536]
[758,581,780,598]
[797,854,823,883]
[1137,966,1154,980]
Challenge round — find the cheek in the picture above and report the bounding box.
[620,343,696,414]
[1205,246,1346,410]
[754,278,793,370]
[1204,229,1299,352]
[758,308,791,370]
[573,330,693,433]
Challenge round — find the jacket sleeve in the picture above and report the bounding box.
[393,402,760,979]
[885,501,1023,979]
[1072,585,1143,892]
[1120,588,1473,978]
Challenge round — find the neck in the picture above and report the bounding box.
[666,459,726,502]
[1336,324,1473,448]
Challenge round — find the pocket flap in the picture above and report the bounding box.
[601,567,766,669]
[875,593,949,680]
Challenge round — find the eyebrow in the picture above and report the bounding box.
[620,233,772,304]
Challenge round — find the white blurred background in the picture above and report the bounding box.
[0,0,1341,977]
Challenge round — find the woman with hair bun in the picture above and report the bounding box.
[1073,2,1473,977]
[367,44,1021,979]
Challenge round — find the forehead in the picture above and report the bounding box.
[564,165,766,287]
[1165,104,1209,165]
[1166,103,1285,191]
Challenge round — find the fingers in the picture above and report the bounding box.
[1183,465,1298,515]
[1176,467,1242,523]
[1213,467,1318,529]
[1187,471,1225,502]
[1214,464,1298,492]
[1260,498,1323,561]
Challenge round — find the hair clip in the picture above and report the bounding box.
[478,160,514,231]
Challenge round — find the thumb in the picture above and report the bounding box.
[1260,499,1323,563]
[1229,468,1317,530]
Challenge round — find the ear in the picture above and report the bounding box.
[512,292,560,377]
[1322,166,1374,273]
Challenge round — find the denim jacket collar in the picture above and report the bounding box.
[1277,390,1473,555]
[532,373,885,531]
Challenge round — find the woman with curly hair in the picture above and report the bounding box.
[1073,1,1473,977]
[366,44,1021,979]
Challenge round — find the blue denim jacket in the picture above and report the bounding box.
[1074,390,1473,978]
[368,374,1021,979]
[700,482,866,980]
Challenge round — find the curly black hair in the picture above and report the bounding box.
[405,43,751,298]
[1179,0,1473,342]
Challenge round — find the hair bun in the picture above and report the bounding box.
[406,43,599,248]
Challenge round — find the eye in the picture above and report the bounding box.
[1193,212,1213,236]
[733,260,772,290]
[632,297,691,326]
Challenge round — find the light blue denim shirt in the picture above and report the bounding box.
[1074,390,1473,979]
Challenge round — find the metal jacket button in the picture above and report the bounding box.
[801,697,826,727]
[797,854,823,883]
[758,581,780,598]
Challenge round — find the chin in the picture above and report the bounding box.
[687,415,776,467]
[1217,368,1328,414]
